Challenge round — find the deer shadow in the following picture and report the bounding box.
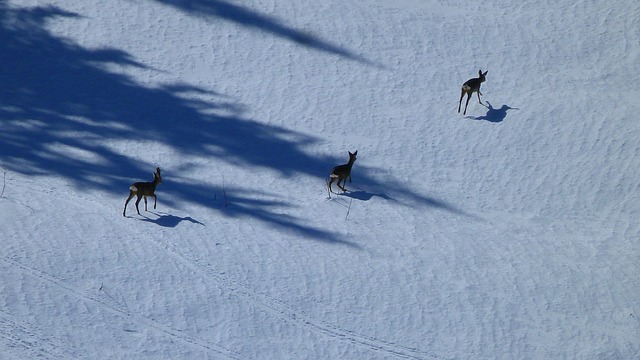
[336,190,392,202]
[468,101,518,123]
[138,212,205,228]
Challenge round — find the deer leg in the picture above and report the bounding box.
[143,196,148,211]
[134,195,142,215]
[477,90,483,105]
[152,194,157,209]
[464,93,472,115]
[338,177,346,192]
[123,191,135,216]
[328,177,336,193]
[458,90,465,113]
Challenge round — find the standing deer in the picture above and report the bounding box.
[328,151,357,193]
[458,69,488,115]
[123,167,162,217]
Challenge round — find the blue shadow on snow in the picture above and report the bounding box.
[152,0,379,66]
[138,212,205,228]
[0,2,468,246]
[467,101,518,123]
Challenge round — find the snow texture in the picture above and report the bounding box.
[1,0,639,358]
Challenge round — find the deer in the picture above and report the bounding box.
[458,69,488,115]
[123,167,162,217]
[328,151,357,193]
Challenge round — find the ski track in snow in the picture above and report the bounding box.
[1,257,242,360]
[142,234,447,360]
[0,308,79,360]
[2,182,441,359]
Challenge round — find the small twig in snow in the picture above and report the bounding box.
[326,178,332,199]
[345,198,353,220]
[222,175,229,207]
[0,168,6,198]
[99,283,119,305]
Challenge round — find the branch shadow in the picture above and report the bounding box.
[166,179,362,248]
[152,0,379,66]
[468,101,518,123]
[349,168,482,220]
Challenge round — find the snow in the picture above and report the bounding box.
[1,0,639,358]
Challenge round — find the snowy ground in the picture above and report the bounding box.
[1,0,639,358]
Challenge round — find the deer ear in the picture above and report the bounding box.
[353,151,358,155]
[483,70,488,75]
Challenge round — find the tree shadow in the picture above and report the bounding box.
[468,101,518,123]
[0,2,344,242]
[0,2,462,244]
[329,181,476,219]
[349,169,482,220]
[151,0,378,66]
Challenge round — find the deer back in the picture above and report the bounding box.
[332,163,351,176]
[332,151,357,176]
[462,70,487,92]
[130,167,161,195]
